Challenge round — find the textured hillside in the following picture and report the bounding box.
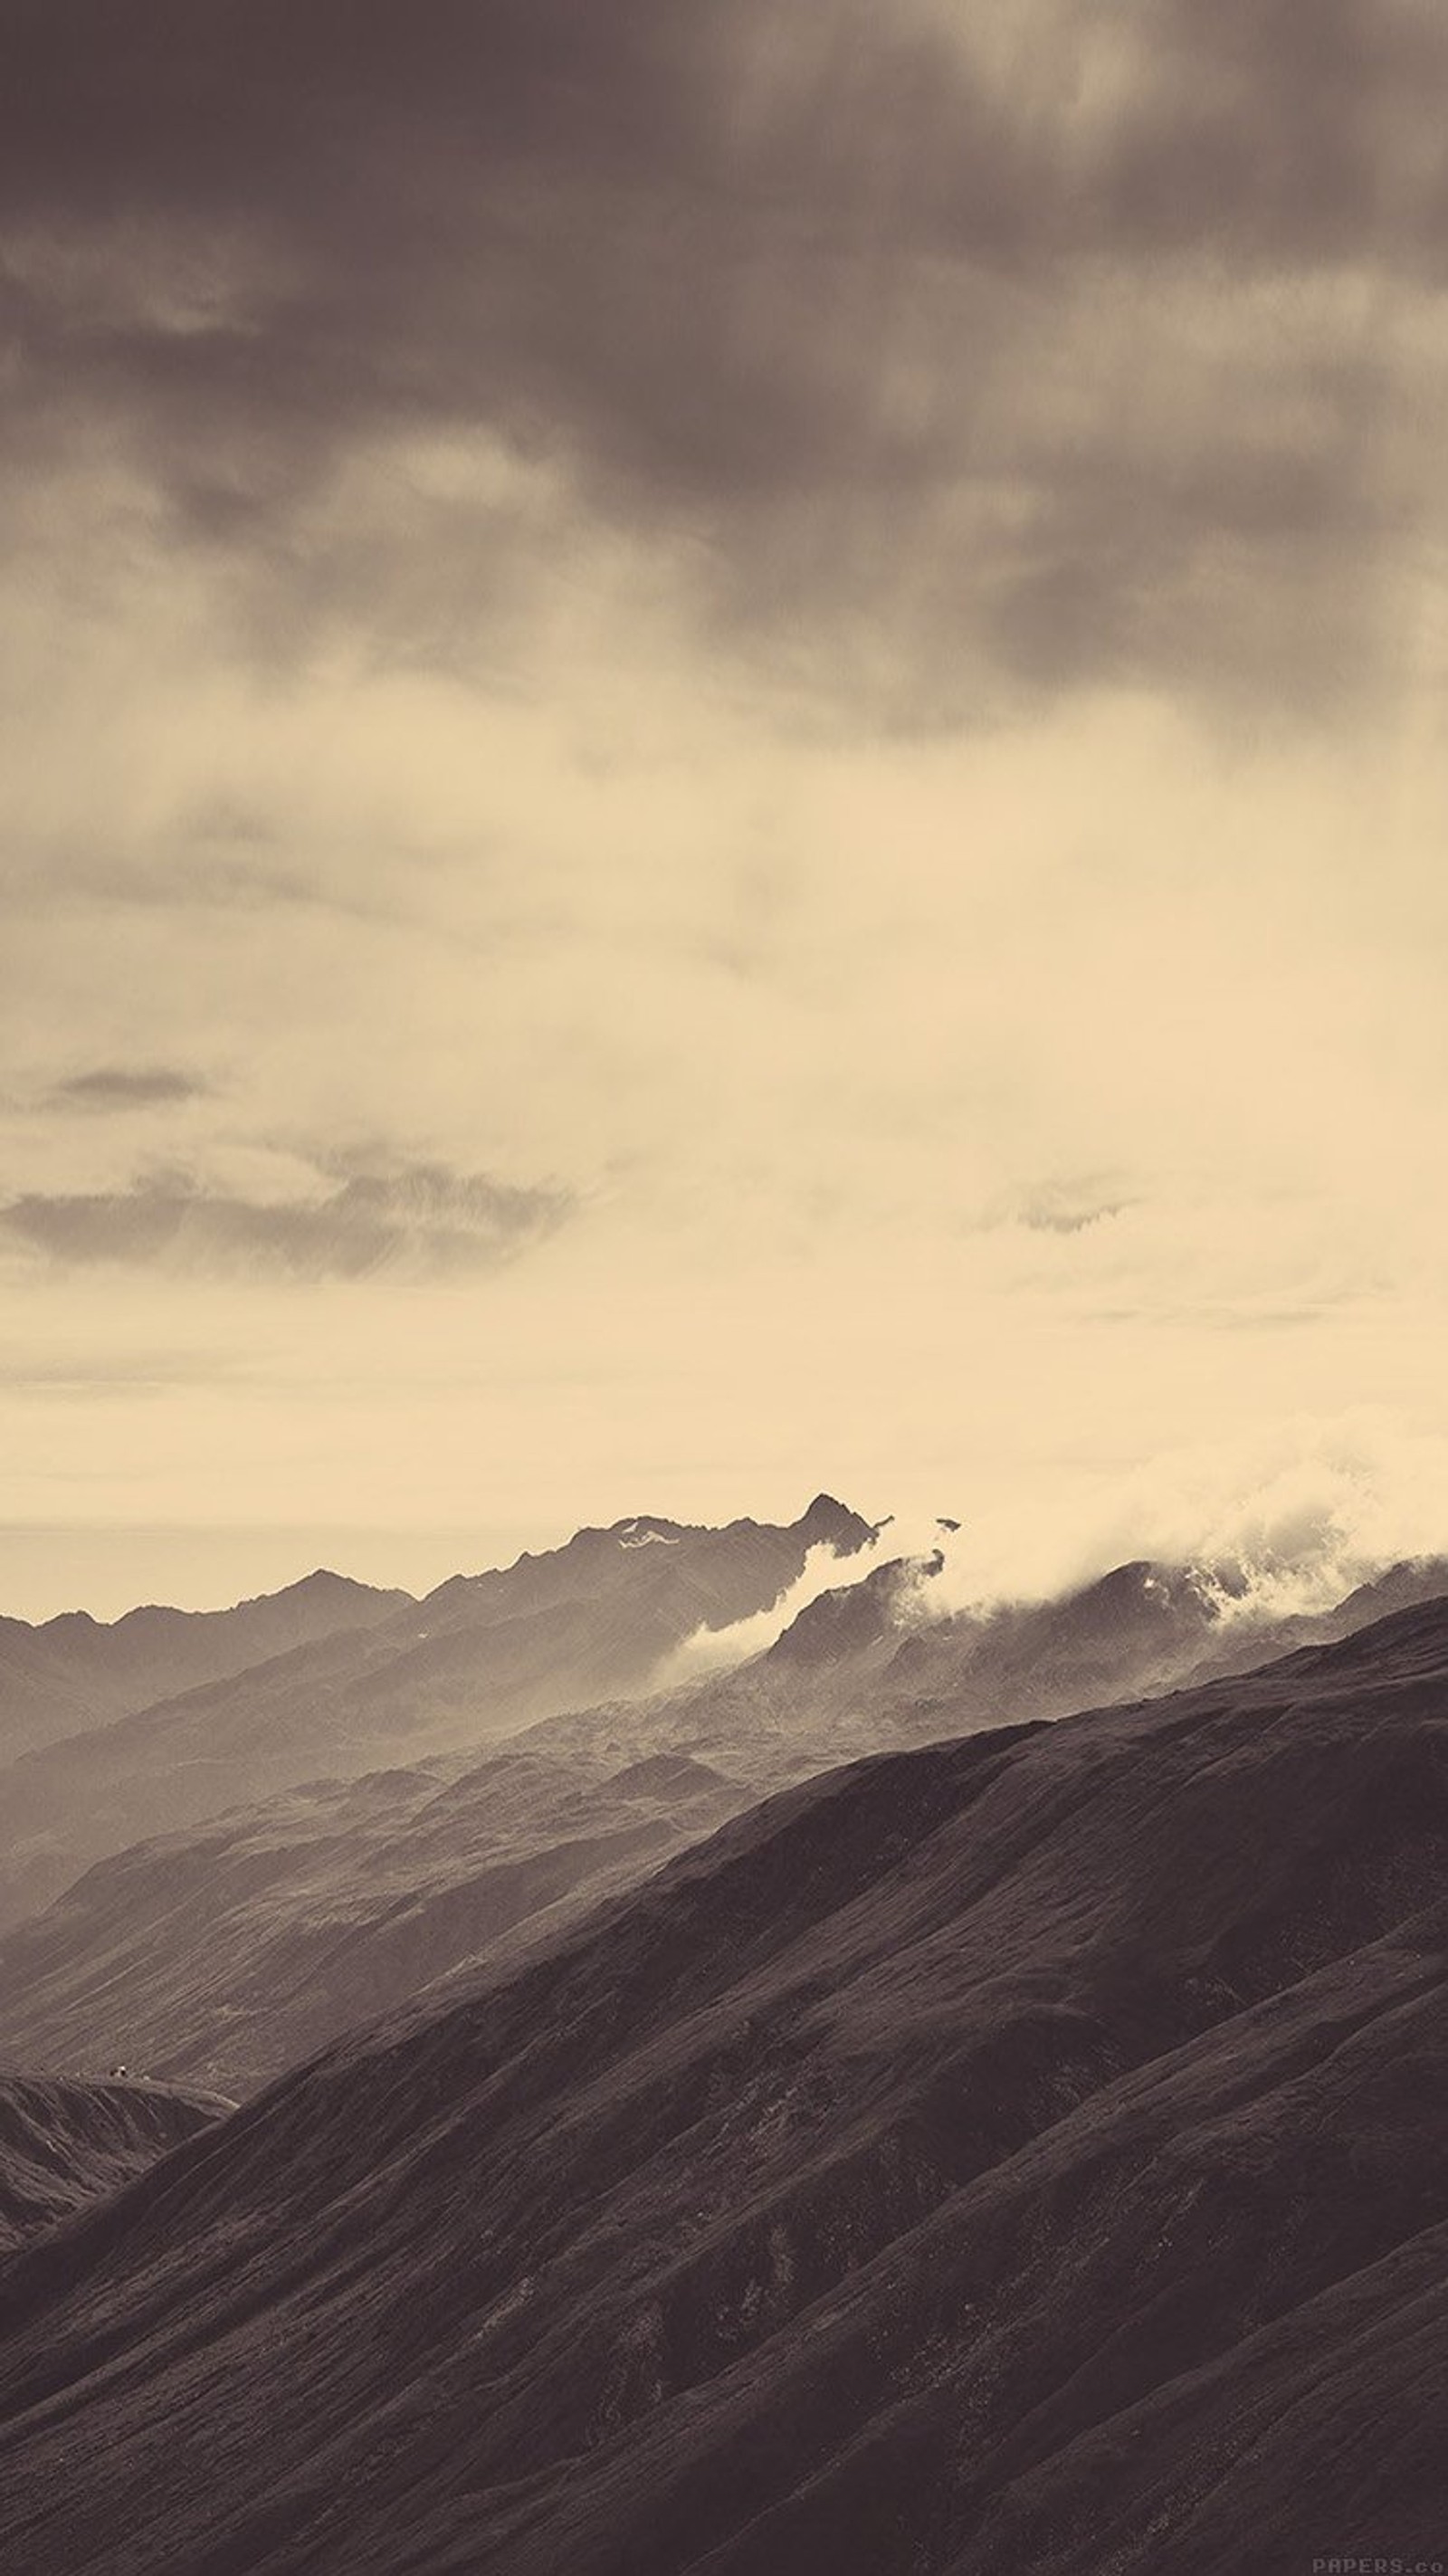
[0,1600,1443,2573]
[0,2071,224,2254]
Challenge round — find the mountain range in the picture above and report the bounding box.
[0,1589,1443,2573]
[0,1494,872,1933]
[0,1570,414,1763]
[5,1530,1448,2099]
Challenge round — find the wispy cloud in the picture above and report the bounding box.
[49,1064,211,1110]
[0,1350,237,1393]
[1012,1178,1138,1236]
[0,1159,570,1282]
[892,1414,1448,1627]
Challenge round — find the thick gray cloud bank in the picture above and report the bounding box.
[5,0,1444,718]
[0,1161,568,1280]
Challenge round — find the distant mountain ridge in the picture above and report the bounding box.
[0,1569,415,1762]
[3,1538,1446,2097]
[761,1548,1448,1732]
[0,1596,1443,2573]
[0,1497,874,1933]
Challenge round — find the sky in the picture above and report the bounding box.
[3,1,1447,1618]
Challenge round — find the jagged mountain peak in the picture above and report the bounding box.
[799,1491,876,1545]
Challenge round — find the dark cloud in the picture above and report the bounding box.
[3,1,1444,718]
[1099,0,1448,263]
[52,1067,212,1110]
[0,1161,570,1281]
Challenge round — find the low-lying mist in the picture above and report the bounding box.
[662,1415,1448,1680]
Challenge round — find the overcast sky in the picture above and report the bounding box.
[4,1,1447,1617]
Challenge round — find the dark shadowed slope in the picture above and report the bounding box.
[0,2072,225,2255]
[0,1600,1443,2575]
[0,1571,415,1762]
[0,1497,872,1932]
[4,1550,1444,2099]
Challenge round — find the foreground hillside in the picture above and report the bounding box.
[5,1550,1447,2097]
[0,1496,870,1932]
[0,1599,1443,2573]
[0,2072,224,2254]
